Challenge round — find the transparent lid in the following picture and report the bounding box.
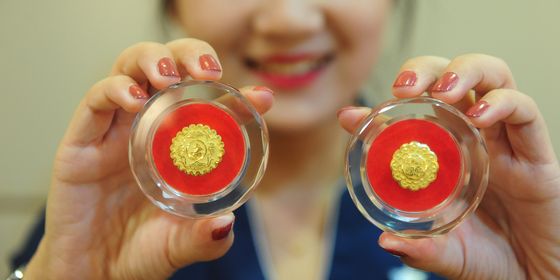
[129,80,269,218]
[345,97,488,237]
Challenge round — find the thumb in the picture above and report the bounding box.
[168,213,235,269]
[378,232,466,278]
[337,106,371,134]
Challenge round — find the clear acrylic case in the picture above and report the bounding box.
[345,97,489,238]
[129,80,269,218]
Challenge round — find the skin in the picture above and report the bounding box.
[342,54,560,279]
[25,0,560,279]
[172,0,389,131]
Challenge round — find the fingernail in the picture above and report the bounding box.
[212,221,233,241]
[336,106,355,118]
[393,71,417,87]
[431,72,459,93]
[158,57,180,77]
[199,54,222,72]
[253,86,274,95]
[382,248,408,258]
[466,100,490,118]
[129,85,149,99]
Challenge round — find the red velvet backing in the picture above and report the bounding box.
[152,103,246,195]
[366,119,461,212]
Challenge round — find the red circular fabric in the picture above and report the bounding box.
[366,119,461,212]
[152,103,246,196]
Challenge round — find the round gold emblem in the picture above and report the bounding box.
[170,124,225,176]
[390,141,439,191]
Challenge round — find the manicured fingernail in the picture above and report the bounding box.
[336,106,355,118]
[431,72,459,93]
[382,248,408,258]
[129,85,149,99]
[466,100,490,118]
[199,54,222,72]
[393,71,417,87]
[158,57,180,77]
[253,86,274,95]
[212,221,233,241]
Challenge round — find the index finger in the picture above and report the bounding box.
[429,54,517,104]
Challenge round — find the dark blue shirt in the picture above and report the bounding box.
[12,189,442,279]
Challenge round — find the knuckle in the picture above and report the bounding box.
[90,77,113,95]
[167,38,214,52]
[136,42,168,58]
[451,53,477,65]
[401,56,450,69]
[454,53,510,69]
[494,56,513,74]
[454,53,493,61]
[518,91,536,106]
[120,41,166,58]
[106,75,131,88]
[132,41,166,52]
[113,42,169,74]
[90,76,130,96]
[493,89,533,106]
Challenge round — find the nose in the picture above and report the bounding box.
[253,0,324,40]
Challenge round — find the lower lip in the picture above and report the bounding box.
[252,66,326,91]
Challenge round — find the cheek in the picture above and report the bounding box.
[331,0,391,46]
[329,0,391,90]
[175,1,252,52]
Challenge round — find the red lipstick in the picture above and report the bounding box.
[247,53,333,91]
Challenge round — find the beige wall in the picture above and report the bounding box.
[1,0,559,276]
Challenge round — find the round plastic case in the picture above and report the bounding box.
[130,80,269,218]
[345,97,489,238]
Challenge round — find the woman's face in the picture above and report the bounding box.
[172,0,391,131]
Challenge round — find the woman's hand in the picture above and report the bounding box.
[25,39,274,280]
[338,54,560,279]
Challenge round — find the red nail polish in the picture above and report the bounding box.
[253,86,274,95]
[393,71,417,87]
[212,222,233,241]
[431,72,459,93]
[199,54,222,72]
[336,106,355,118]
[382,248,408,258]
[158,57,180,77]
[129,85,149,99]
[466,100,490,118]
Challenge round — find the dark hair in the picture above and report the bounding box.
[162,0,173,20]
[162,0,172,12]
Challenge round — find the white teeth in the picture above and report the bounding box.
[261,60,320,75]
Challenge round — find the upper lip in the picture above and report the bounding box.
[244,52,335,72]
[262,53,326,63]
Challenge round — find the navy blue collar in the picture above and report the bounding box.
[171,187,440,280]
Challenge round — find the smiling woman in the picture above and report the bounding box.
[164,0,396,132]
[4,0,560,279]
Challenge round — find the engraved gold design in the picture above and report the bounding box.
[170,124,225,176]
[390,141,439,191]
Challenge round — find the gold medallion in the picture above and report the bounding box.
[390,141,439,191]
[170,124,225,176]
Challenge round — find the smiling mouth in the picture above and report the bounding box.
[244,53,335,90]
[245,54,334,77]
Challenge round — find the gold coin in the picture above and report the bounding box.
[390,141,439,191]
[170,124,225,176]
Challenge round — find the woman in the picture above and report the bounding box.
[11,0,560,279]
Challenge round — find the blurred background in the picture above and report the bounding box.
[1,0,559,276]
